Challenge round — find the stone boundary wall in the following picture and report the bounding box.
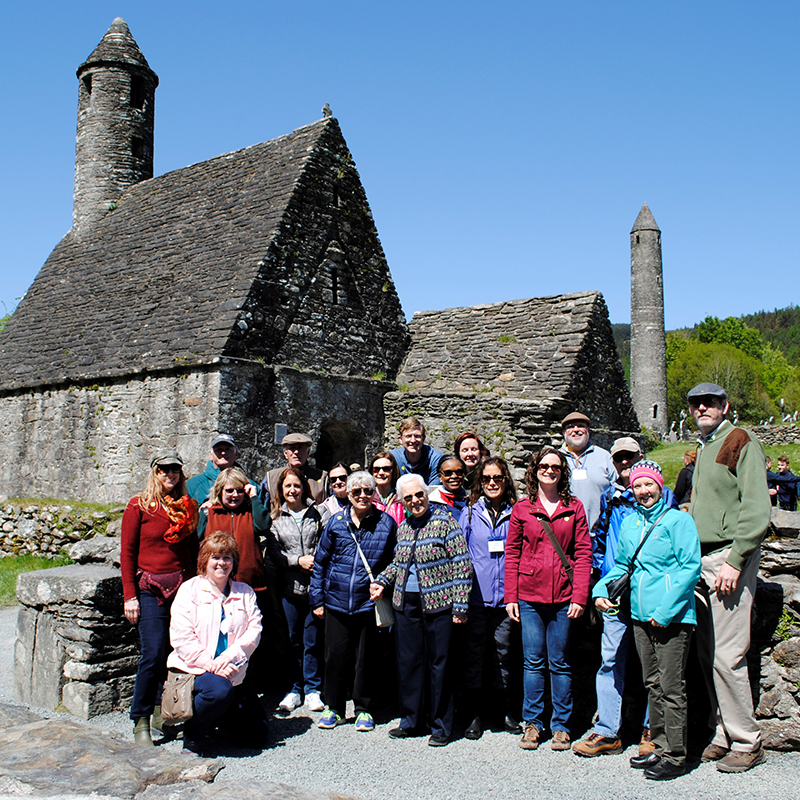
[0,502,121,558]
[749,425,800,448]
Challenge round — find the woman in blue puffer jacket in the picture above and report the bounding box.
[309,471,397,732]
[594,461,700,782]
[458,456,520,740]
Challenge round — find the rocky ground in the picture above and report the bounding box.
[3,606,800,800]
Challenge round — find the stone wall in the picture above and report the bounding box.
[748,425,800,448]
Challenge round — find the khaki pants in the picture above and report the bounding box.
[694,547,762,752]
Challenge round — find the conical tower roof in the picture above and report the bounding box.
[631,202,660,233]
[77,18,157,81]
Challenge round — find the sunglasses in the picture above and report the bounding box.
[481,474,506,485]
[157,465,181,474]
[442,469,465,478]
[330,476,348,485]
[350,487,373,498]
[402,490,427,503]
[612,452,639,463]
[223,487,245,494]
[372,465,393,473]
[538,463,562,473]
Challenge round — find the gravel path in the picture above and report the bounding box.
[2,605,798,800]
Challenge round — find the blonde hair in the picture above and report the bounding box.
[138,464,187,512]
[209,466,250,505]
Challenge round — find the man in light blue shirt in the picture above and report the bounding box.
[390,417,444,487]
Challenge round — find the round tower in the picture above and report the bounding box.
[630,202,668,436]
[73,18,158,229]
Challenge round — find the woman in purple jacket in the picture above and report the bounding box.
[505,446,592,752]
[458,456,520,740]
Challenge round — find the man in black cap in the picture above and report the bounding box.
[263,432,329,504]
[187,434,242,538]
[687,382,770,772]
[559,411,616,532]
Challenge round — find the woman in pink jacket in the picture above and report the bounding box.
[505,446,592,753]
[168,531,268,755]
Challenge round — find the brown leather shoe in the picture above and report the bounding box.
[639,727,655,756]
[551,730,571,751]
[519,723,540,750]
[716,746,766,773]
[573,732,623,757]
[701,743,730,762]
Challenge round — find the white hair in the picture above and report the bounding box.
[346,470,376,493]
[396,473,428,500]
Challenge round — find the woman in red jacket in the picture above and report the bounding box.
[121,452,199,746]
[505,446,591,752]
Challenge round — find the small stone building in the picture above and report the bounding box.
[0,20,408,503]
[384,291,639,475]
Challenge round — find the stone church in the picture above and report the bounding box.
[0,19,637,503]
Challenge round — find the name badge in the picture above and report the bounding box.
[488,539,505,553]
[572,468,588,480]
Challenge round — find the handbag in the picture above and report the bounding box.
[606,509,670,603]
[161,669,195,724]
[351,532,395,628]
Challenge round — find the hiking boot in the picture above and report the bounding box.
[519,723,540,750]
[639,726,655,756]
[716,746,767,773]
[701,743,730,762]
[551,730,571,750]
[572,732,623,757]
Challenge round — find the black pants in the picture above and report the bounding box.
[394,592,455,739]
[633,621,692,766]
[324,608,376,718]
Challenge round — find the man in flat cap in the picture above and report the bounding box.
[264,432,329,504]
[187,434,243,538]
[559,411,616,533]
[688,382,770,772]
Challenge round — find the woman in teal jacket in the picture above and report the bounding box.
[594,460,700,782]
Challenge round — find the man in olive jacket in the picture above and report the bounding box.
[688,382,770,773]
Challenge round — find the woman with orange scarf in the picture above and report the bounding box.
[121,452,199,746]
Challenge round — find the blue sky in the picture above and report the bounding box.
[1,1,797,329]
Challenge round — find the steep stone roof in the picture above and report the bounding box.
[0,117,408,392]
[78,18,156,78]
[631,202,659,233]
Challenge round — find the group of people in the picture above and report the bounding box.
[120,382,772,780]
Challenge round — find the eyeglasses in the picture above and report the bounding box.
[538,464,562,473]
[350,487,373,498]
[442,469,465,478]
[157,465,181,474]
[402,490,427,503]
[330,476,348,485]
[223,487,245,494]
[372,465,393,474]
[481,474,506,485]
[564,423,588,432]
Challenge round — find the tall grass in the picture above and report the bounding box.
[0,554,73,608]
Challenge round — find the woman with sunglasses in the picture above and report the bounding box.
[121,452,199,746]
[370,451,405,525]
[428,457,470,519]
[318,462,351,525]
[266,466,326,714]
[505,446,591,752]
[459,456,520,740]
[310,471,397,731]
[371,473,472,746]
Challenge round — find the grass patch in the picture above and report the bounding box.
[0,553,73,608]
[5,498,121,514]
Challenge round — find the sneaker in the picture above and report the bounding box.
[355,712,375,732]
[639,726,655,756]
[572,732,623,757]
[305,692,324,712]
[701,743,730,762]
[716,746,767,773]
[317,709,343,729]
[551,730,571,751]
[278,691,301,713]
[519,723,540,750]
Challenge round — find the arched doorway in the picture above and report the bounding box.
[314,419,367,471]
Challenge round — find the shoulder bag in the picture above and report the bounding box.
[161,669,195,724]
[351,532,395,628]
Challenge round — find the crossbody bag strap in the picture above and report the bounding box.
[539,516,574,586]
[626,508,670,576]
[350,531,375,582]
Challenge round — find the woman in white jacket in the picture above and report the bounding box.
[168,531,268,755]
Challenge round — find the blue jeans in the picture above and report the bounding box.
[282,595,323,696]
[130,591,171,720]
[519,600,572,733]
[594,608,649,737]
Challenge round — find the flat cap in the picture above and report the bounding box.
[282,432,313,446]
[150,451,184,469]
[610,436,642,457]
[210,434,237,449]
[687,383,727,402]
[561,411,591,427]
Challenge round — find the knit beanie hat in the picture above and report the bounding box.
[628,460,664,490]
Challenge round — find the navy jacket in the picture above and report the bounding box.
[310,506,397,615]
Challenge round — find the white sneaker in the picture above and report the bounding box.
[305,692,324,712]
[278,691,301,713]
